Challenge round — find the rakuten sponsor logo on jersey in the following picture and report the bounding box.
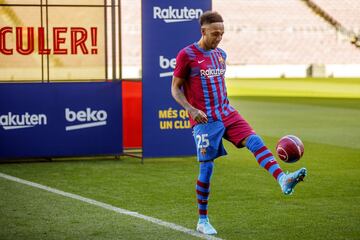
[153,6,203,23]
[159,55,176,78]
[200,68,226,77]
[65,108,107,131]
[0,112,47,130]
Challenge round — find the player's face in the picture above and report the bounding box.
[201,22,224,50]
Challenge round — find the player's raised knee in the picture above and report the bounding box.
[245,134,265,152]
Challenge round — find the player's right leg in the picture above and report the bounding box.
[245,134,286,183]
[223,111,306,195]
[245,135,307,195]
[193,121,226,235]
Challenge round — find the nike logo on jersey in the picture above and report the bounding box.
[198,60,205,64]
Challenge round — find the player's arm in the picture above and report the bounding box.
[171,76,208,124]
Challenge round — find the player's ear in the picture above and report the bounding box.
[200,27,206,36]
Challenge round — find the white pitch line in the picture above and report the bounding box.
[0,172,222,240]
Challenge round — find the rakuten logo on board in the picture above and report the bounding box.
[65,108,107,131]
[0,112,47,130]
[153,6,203,23]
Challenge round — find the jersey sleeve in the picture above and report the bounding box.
[173,49,190,79]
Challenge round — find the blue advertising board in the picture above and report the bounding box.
[0,82,122,159]
[142,0,211,158]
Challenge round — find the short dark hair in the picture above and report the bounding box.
[199,11,223,26]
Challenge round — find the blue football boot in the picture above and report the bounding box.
[280,168,307,195]
[196,218,217,235]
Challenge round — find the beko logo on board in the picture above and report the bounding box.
[153,6,203,23]
[65,108,107,131]
[159,55,176,78]
[0,112,47,130]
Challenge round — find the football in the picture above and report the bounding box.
[276,135,304,163]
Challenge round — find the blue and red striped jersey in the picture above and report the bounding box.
[174,42,235,126]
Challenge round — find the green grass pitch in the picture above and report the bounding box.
[0,78,359,240]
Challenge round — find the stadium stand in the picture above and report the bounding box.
[310,0,360,31]
[121,0,141,78]
[303,0,360,48]
[214,0,360,65]
[121,0,141,67]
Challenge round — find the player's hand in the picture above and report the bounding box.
[189,108,208,124]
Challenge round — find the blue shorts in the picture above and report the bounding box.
[193,121,227,162]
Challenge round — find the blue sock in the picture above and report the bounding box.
[246,135,285,183]
[196,160,214,220]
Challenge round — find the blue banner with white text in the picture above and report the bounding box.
[0,82,122,159]
[142,0,212,158]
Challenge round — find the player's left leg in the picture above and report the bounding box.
[196,160,217,235]
[196,160,213,220]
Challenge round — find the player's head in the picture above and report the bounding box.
[199,11,224,50]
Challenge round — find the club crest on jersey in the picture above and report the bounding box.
[218,56,224,64]
[200,147,207,156]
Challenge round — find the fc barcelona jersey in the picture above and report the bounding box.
[173,42,235,126]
